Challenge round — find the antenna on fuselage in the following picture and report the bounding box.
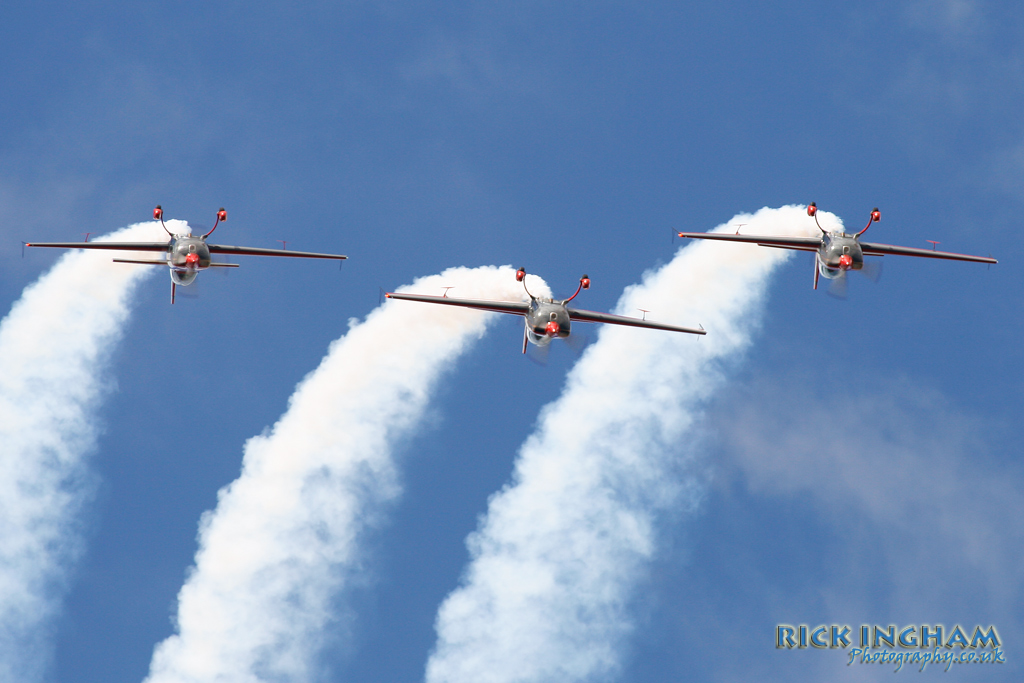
[807,202,828,235]
[856,207,880,237]
[154,205,173,237]
[202,208,226,239]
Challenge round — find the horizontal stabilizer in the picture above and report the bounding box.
[112,258,169,265]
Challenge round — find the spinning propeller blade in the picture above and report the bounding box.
[827,273,848,300]
[860,259,883,283]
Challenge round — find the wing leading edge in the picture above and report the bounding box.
[384,292,530,316]
[568,308,706,335]
[26,242,346,260]
[207,244,347,259]
[676,232,820,252]
[858,241,997,263]
[26,241,171,251]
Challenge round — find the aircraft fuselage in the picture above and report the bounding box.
[817,232,864,280]
[168,235,212,285]
[524,298,572,346]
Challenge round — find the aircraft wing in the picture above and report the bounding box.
[385,292,530,316]
[207,244,347,259]
[568,308,706,336]
[26,241,171,252]
[677,232,820,252]
[858,241,997,264]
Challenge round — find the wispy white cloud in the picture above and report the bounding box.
[0,221,166,682]
[719,374,1024,618]
[396,7,565,112]
[902,0,985,42]
[426,206,821,683]
[144,265,551,683]
[647,373,1024,680]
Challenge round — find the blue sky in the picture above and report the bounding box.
[1,1,1021,681]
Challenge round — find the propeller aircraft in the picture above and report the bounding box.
[677,203,996,293]
[26,206,348,303]
[386,267,706,354]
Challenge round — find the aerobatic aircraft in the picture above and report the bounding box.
[27,206,347,303]
[677,203,996,293]
[386,267,705,354]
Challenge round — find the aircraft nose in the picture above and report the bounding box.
[545,321,560,336]
[839,254,853,269]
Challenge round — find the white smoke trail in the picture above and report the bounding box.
[426,205,829,683]
[0,220,171,682]
[144,265,551,683]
